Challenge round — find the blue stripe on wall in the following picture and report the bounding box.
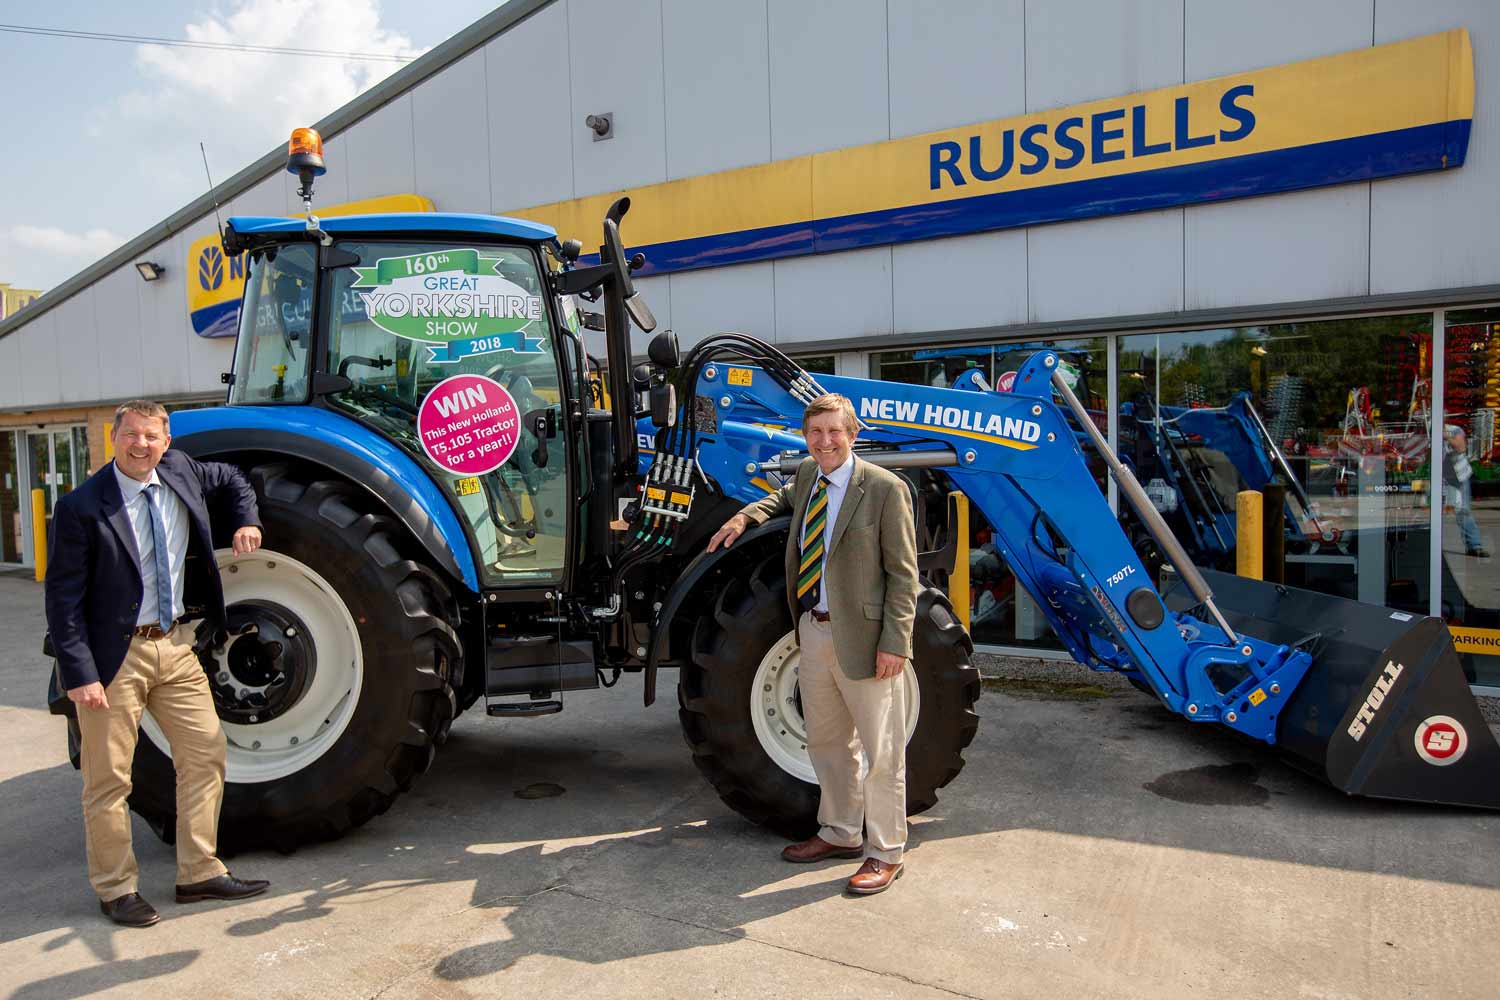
[609,119,1468,278]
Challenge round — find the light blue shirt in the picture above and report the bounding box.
[112,463,188,626]
[800,453,855,614]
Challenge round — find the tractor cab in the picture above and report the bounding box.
[220,131,661,598]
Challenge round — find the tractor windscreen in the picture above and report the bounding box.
[230,244,317,404]
[321,241,572,589]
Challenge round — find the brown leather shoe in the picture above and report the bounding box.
[846,858,903,895]
[176,873,270,903]
[100,892,160,927]
[781,836,863,864]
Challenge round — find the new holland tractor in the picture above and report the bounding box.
[112,131,1496,851]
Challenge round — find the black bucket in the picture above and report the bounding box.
[1165,570,1500,810]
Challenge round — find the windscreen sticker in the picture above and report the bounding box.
[417,374,521,476]
[353,249,546,363]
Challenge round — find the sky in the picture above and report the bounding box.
[0,0,504,293]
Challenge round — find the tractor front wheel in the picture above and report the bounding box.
[680,554,980,840]
[127,463,461,851]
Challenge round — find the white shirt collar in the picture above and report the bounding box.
[112,461,161,501]
[821,453,855,490]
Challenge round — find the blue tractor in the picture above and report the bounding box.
[120,133,1495,851]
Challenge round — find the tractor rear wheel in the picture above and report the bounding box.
[127,463,461,852]
[680,554,980,840]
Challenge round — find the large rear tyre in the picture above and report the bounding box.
[679,555,980,839]
[128,463,462,852]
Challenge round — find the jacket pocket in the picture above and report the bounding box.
[863,603,883,620]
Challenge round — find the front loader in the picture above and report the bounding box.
[96,132,1492,853]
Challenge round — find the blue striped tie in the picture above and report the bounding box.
[144,485,174,631]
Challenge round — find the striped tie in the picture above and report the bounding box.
[797,475,831,611]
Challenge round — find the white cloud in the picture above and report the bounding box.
[122,0,427,174]
[0,225,127,290]
[8,225,126,259]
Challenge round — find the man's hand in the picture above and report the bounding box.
[68,682,109,711]
[232,526,263,555]
[707,513,750,552]
[874,651,907,680]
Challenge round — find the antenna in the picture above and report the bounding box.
[200,142,225,243]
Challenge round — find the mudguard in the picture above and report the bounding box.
[643,514,792,706]
[171,406,479,592]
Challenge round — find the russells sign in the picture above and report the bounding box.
[511,30,1473,277]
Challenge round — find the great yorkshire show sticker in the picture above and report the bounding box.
[418,374,521,476]
[352,248,546,364]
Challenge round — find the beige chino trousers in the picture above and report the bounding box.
[797,612,908,864]
[76,628,228,901]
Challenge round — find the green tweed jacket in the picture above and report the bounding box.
[739,456,919,680]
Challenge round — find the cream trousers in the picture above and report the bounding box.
[798,611,908,864]
[76,628,228,901]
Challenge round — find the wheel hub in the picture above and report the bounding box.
[205,600,316,725]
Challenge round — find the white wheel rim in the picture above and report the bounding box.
[749,629,921,784]
[140,548,364,784]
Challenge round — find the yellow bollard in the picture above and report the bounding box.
[949,491,971,633]
[31,488,47,583]
[1236,490,1263,581]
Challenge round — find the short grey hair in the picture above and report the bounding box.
[113,400,170,432]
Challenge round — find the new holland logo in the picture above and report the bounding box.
[857,397,1042,450]
[198,244,227,291]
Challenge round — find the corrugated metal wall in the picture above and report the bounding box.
[4,0,1497,407]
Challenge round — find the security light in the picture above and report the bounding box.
[135,261,166,282]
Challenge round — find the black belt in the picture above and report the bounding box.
[809,609,831,622]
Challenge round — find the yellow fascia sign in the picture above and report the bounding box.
[507,30,1472,277]
[187,193,434,338]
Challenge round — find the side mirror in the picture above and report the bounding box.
[602,203,657,333]
[647,329,680,370]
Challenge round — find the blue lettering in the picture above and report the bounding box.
[1018,123,1050,175]
[1054,116,1085,169]
[1092,108,1126,163]
[970,129,1015,182]
[1174,96,1215,150]
[1131,105,1171,157]
[1219,84,1256,141]
[228,253,244,280]
[929,141,965,189]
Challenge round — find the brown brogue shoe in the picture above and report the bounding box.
[175,873,270,903]
[100,892,160,927]
[846,858,903,895]
[781,836,863,864]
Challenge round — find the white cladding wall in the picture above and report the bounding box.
[4,0,1498,409]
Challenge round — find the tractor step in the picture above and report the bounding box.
[486,699,563,717]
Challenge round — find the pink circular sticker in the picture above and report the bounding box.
[417,374,521,476]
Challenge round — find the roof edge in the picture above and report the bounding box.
[0,0,555,343]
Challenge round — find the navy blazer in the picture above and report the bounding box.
[44,450,261,691]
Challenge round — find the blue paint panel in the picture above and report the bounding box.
[170,405,479,591]
[610,119,1468,277]
[227,212,557,242]
[190,299,239,338]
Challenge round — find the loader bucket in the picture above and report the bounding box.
[1164,570,1500,809]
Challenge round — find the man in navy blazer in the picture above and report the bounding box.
[45,400,270,927]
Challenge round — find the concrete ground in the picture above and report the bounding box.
[1,575,1497,1000]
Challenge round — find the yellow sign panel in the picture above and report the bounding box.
[1248,688,1267,707]
[1449,626,1500,656]
[505,30,1472,278]
[727,367,754,386]
[186,193,435,338]
[454,476,481,496]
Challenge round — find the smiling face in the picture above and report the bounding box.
[113,410,171,482]
[804,409,856,476]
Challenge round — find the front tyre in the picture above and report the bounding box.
[679,555,980,839]
[128,464,461,851]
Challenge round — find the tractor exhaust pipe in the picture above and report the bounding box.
[1049,366,1240,643]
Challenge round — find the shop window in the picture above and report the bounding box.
[872,338,1106,650]
[1117,314,1434,617]
[791,353,835,376]
[1440,308,1500,688]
